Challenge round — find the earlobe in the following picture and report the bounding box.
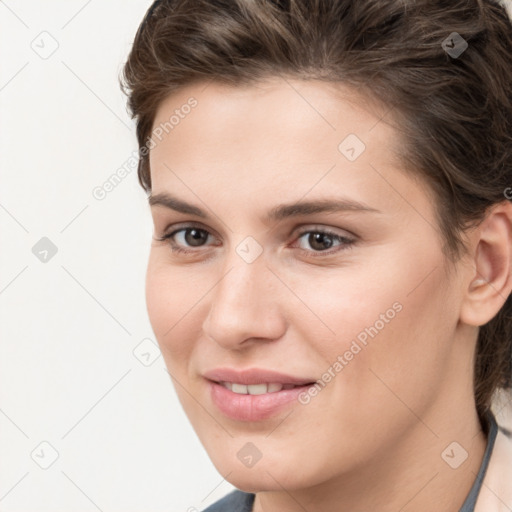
[460,201,512,327]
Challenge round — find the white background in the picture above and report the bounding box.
[0,2,233,511]
[1,1,512,511]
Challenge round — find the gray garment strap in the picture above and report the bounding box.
[202,490,255,512]
[459,410,499,512]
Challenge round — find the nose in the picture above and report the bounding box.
[202,250,287,350]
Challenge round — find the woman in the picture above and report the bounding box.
[120,0,512,510]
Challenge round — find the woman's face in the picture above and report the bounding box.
[146,77,472,491]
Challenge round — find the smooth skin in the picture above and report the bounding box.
[145,76,512,512]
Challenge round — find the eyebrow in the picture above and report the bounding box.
[148,192,381,223]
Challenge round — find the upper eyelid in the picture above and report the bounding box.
[163,223,355,243]
[164,222,220,240]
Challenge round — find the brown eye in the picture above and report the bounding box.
[155,225,215,254]
[294,228,355,257]
[306,232,335,251]
[181,228,209,247]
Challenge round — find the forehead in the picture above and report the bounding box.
[151,76,393,141]
[150,77,401,174]
[147,77,433,230]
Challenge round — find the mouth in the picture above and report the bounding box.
[202,367,318,421]
[206,377,317,422]
[216,381,315,395]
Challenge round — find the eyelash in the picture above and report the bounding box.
[154,223,356,258]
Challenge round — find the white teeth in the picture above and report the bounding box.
[247,383,268,395]
[221,382,288,394]
[231,383,248,394]
[221,382,233,391]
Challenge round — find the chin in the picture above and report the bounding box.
[206,447,322,493]
[221,467,294,493]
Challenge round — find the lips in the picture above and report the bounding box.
[203,367,317,421]
[203,367,316,386]
[219,382,303,394]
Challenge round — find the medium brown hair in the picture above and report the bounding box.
[119,0,512,420]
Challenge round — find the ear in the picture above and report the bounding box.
[459,200,512,327]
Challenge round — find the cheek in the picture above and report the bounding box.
[288,244,456,396]
[283,259,406,357]
[338,261,456,415]
[145,255,199,364]
[145,258,171,340]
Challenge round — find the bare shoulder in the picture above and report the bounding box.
[475,426,512,512]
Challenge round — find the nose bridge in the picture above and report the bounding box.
[203,245,284,348]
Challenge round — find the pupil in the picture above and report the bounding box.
[186,229,207,247]
[310,233,333,251]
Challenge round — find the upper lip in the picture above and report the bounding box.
[203,367,316,386]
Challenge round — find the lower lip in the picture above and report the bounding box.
[208,380,314,422]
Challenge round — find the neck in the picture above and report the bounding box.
[252,400,488,512]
